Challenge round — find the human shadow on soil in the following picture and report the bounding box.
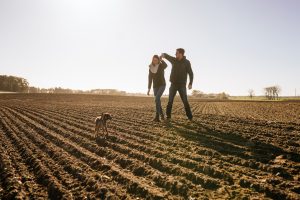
[165,119,300,167]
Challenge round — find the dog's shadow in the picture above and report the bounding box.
[95,136,108,146]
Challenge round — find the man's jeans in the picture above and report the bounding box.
[166,84,193,119]
[153,85,166,117]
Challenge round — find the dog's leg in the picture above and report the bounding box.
[105,126,108,137]
[95,124,100,138]
[101,126,105,137]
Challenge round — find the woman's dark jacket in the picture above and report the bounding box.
[148,60,167,89]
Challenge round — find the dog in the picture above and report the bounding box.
[94,113,112,137]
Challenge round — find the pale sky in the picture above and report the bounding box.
[0,0,299,96]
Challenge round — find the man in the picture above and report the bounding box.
[161,48,194,120]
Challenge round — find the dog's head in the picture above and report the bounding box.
[101,113,112,121]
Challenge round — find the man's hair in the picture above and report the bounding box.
[176,48,185,55]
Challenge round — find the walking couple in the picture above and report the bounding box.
[148,48,194,122]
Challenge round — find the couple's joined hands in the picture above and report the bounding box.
[159,53,165,60]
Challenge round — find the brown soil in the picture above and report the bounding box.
[0,94,299,199]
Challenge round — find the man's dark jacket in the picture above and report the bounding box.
[164,53,194,85]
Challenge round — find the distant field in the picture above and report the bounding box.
[0,94,299,199]
[229,96,300,101]
[0,91,16,93]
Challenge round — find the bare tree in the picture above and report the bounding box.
[248,89,255,99]
[274,85,281,100]
[264,87,271,100]
[264,85,281,100]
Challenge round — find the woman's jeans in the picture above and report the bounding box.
[153,85,166,117]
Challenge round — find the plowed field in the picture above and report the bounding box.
[0,94,299,199]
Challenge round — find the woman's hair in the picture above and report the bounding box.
[151,55,160,65]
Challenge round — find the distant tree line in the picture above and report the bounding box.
[0,75,29,92]
[28,87,127,95]
[28,87,75,94]
[193,85,282,101]
[0,75,128,95]
[1,75,284,100]
[191,90,230,99]
[90,89,126,95]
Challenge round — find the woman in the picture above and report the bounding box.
[147,55,167,122]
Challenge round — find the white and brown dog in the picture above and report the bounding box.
[94,113,112,137]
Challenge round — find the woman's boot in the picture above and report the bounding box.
[153,114,160,122]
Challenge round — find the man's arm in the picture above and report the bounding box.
[160,60,167,69]
[162,53,176,64]
[187,61,194,86]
